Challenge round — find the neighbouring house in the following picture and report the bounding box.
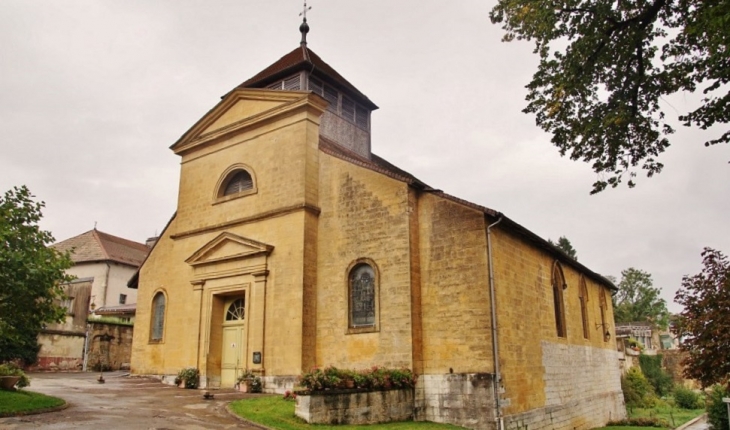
[51,228,151,318]
[129,22,625,430]
[33,229,150,371]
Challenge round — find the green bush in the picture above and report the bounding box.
[607,417,669,428]
[622,367,656,409]
[673,385,701,409]
[174,367,199,389]
[706,385,729,430]
[298,366,416,392]
[639,354,673,397]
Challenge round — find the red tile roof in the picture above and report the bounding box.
[52,229,150,267]
[234,45,378,110]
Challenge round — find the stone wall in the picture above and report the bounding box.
[502,342,625,430]
[87,322,133,371]
[415,373,497,430]
[296,389,414,425]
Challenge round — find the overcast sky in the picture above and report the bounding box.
[2,1,728,313]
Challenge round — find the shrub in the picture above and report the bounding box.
[0,363,30,389]
[622,367,656,409]
[607,417,669,428]
[673,384,701,409]
[706,385,729,430]
[298,366,416,392]
[639,354,673,397]
[175,367,199,389]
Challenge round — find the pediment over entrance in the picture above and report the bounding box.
[186,232,274,267]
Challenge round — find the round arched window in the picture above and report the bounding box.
[225,298,245,321]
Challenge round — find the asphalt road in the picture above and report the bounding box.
[0,371,261,429]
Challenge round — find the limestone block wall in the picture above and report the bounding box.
[296,389,414,424]
[503,342,625,430]
[415,373,497,430]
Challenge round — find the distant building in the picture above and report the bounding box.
[52,228,150,318]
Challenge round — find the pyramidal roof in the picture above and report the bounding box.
[52,229,150,267]
[234,44,378,110]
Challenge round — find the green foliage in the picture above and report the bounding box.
[0,363,30,389]
[673,248,730,388]
[0,390,64,417]
[622,367,657,409]
[175,367,199,389]
[613,268,670,329]
[605,417,669,428]
[237,369,262,393]
[548,236,578,260]
[706,385,729,430]
[489,0,730,193]
[0,186,74,365]
[672,385,701,410]
[88,317,133,327]
[639,355,673,397]
[298,366,417,392]
[627,401,705,428]
[229,396,463,430]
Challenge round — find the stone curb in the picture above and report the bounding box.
[225,403,275,430]
[0,399,69,418]
[674,413,707,430]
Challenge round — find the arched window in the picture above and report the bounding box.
[150,292,166,342]
[349,262,377,329]
[223,170,253,196]
[214,164,257,203]
[552,261,567,338]
[599,288,610,341]
[226,297,245,321]
[579,276,590,339]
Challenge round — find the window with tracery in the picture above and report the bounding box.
[579,276,590,339]
[150,292,166,341]
[552,262,567,338]
[349,263,376,327]
[226,298,245,321]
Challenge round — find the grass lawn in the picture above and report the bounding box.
[229,396,464,430]
[627,404,704,428]
[0,390,65,417]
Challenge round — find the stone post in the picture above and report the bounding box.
[723,397,730,430]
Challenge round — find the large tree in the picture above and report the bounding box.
[673,248,730,388]
[612,268,670,329]
[0,186,73,364]
[490,0,729,193]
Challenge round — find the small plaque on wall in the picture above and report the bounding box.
[253,352,262,364]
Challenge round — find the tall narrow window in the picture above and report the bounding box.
[579,276,590,339]
[150,292,166,342]
[349,263,376,327]
[599,288,609,342]
[552,261,567,338]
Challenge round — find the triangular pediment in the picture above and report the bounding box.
[185,232,273,267]
[171,88,326,155]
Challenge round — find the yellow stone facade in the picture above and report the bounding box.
[131,47,625,430]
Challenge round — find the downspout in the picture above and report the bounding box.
[487,215,504,430]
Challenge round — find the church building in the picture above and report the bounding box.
[130,19,625,430]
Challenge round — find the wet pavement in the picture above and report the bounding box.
[0,371,261,429]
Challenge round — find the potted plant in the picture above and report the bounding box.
[0,363,30,391]
[174,367,199,389]
[236,369,262,393]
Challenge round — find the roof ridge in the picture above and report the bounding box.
[92,229,112,260]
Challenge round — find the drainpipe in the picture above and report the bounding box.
[487,215,504,430]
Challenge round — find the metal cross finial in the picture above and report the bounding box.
[299,1,312,21]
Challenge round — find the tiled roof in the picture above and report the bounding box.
[234,45,378,109]
[94,303,136,315]
[52,229,150,267]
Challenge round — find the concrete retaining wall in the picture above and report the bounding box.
[296,389,414,424]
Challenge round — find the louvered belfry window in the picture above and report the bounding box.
[223,170,253,196]
[307,77,369,129]
[350,264,376,327]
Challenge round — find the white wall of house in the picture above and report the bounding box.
[66,262,138,308]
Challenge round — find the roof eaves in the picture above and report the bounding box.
[127,212,177,289]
